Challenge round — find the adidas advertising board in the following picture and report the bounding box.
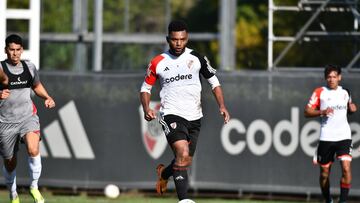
[41,100,95,159]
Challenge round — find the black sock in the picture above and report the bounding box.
[173,164,189,200]
[161,159,175,180]
[339,183,350,202]
[321,184,331,202]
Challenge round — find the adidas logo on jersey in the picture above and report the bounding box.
[164,67,170,71]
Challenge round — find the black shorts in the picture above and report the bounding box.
[159,114,201,156]
[315,139,352,165]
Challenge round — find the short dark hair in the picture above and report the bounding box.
[168,20,188,34]
[324,64,341,78]
[5,34,23,47]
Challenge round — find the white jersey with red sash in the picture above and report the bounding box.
[307,86,352,141]
[140,48,220,121]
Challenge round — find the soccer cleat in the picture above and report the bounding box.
[29,188,44,203]
[156,164,168,195]
[10,196,20,203]
[326,199,333,203]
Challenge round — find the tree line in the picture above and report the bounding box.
[6,0,360,71]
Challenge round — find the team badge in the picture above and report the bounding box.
[170,122,177,129]
[139,102,167,159]
[187,60,194,69]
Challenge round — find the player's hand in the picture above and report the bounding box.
[321,107,334,117]
[44,97,55,108]
[220,107,230,124]
[0,89,10,99]
[348,102,357,113]
[144,109,156,121]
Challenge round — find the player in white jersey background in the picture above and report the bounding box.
[304,65,357,203]
[0,34,55,203]
[140,20,230,201]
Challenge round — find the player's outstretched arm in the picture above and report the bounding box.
[32,82,55,108]
[212,86,230,124]
[140,92,156,121]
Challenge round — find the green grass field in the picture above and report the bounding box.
[0,190,316,203]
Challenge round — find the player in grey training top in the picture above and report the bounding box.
[0,34,55,203]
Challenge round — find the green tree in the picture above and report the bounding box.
[173,0,269,70]
[8,0,358,71]
[172,0,219,68]
[235,2,267,69]
[40,0,74,70]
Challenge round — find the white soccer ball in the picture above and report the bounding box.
[178,199,196,203]
[104,184,120,199]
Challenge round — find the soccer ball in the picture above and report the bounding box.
[178,199,196,203]
[104,184,120,199]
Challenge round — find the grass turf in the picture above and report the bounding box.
[0,190,314,203]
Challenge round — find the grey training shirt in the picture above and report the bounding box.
[0,60,40,123]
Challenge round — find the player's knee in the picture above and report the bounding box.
[320,170,330,179]
[342,168,351,179]
[320,167,330,179]
[27,146,39,157]
[175,155,192,167]
[341,160,351,175]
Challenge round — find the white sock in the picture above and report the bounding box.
[2,166,17,199]
[28,154,42,189]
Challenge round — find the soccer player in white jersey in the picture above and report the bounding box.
[140,20,230,201]
[0,34,56,203]
[305,65,357,203]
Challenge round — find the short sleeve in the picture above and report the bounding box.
[190,51,216,79]
[307,87,323,109]
[144,55,164,85]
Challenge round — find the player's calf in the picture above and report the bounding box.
[173,164,189,200]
